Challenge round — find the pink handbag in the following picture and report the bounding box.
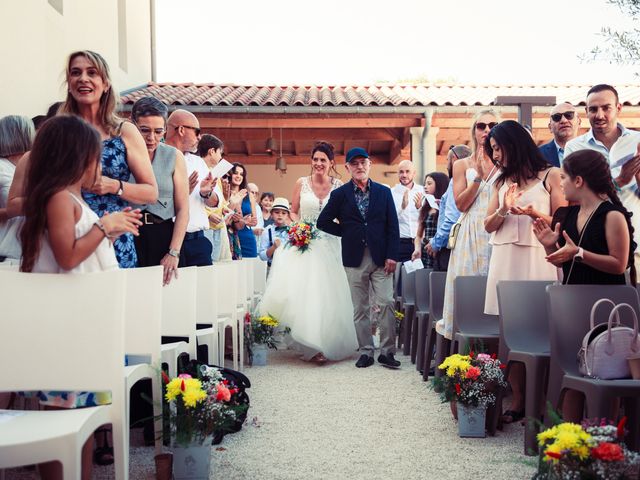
[578,299,640,380]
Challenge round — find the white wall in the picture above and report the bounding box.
[0,0,151,118]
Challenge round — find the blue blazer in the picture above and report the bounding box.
[317,180,399,268]
[539,140,560,167]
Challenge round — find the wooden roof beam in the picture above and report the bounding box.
[198,117,421,129]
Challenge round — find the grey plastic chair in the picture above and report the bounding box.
[423,272,447,381]
[496,280,554,455]
[451,275,499,355]
[400,267,417,355]
[546,284,640,450]
[412,268,432,368]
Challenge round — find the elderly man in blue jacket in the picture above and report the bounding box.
[317,147,401,369]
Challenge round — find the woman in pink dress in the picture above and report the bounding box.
[483,120,566,423]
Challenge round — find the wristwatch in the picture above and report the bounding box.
[116,179,124,196]
[574,247,584,262]
[168,248,180,258]
[200,189,212,199]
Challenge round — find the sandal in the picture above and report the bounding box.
[501,409,525,424]
[93,427,114,466]
[311,353,328,365]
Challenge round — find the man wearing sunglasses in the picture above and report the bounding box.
[165,109,219,266]
[539,102,580,167]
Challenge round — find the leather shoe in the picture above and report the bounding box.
[378,353,401,369]
[355,354,374,368]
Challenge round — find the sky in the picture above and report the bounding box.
[155,0,639,86]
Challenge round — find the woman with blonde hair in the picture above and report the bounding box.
[9,51,157,268]
[438,110,501,341]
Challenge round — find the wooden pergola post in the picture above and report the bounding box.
[494,96,556,127]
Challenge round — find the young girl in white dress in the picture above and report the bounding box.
[19,115,142,480]
[259,141,358,363]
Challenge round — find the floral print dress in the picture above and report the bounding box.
[83,134,137,268]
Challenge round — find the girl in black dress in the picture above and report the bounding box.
[533,149,636,285]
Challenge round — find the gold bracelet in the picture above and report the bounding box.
[496,209,509,218]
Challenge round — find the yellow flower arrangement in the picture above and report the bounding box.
[438,353,472,377]
[537,422,593,462]
[258,315,279,328]
[165,376,207,407]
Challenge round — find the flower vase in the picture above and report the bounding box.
[456,403,486,438]
[252,343,268,366]
[172,444,211,480]
[154,453,173,480]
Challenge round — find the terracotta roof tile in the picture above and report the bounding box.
[120,83,640,108]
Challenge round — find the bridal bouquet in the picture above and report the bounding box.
[432,352,507,408]
[534,417,640,479]
[286,221,318,253]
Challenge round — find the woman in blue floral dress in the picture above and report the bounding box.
[61,50,157,267]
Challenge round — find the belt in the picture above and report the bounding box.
[142,211,170,225]
[400,237,415,242]
[184,230,204,240]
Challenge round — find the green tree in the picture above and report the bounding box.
[585,0,640,66]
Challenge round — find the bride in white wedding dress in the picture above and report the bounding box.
[258,141,358,363]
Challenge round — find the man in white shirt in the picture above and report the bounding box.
[564,84,640,270]
[390,160,423,262]
[165,109,219,266]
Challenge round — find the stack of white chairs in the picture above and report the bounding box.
[195,265,219,365]
[0,269,129,479]
[123,266,163,454]
[252,258,267,299]
[160,266,198,378]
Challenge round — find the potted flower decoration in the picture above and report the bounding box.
[533,417,640,479]
[162,365,247,479]
[431,352,507,438]
[244,312,282,366]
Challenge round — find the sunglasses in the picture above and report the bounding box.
[550,111,575,122]
[449,145,460,160]
[138,127,166,138]
[475,122,497,131]
[174,125,201,136]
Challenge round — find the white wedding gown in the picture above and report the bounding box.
[258,177,358,361]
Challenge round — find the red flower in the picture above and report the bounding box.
[161,371,170,385]
[617,417,627,440]
[491,353,497,359]
[545,450,562,460]
[499,364,506,369]
[455,383,461,395]
[469,351,474,358]
[465,366,481,380]
[591,442,624,462]
[180,379,185,392]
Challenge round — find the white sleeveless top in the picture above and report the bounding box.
[298,176,342,222]
[33,192,119,273]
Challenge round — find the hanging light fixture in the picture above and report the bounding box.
[266,127,276,154]
[275,127,286,173]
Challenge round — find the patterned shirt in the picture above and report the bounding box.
[353,180,371,219]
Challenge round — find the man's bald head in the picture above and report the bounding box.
[548,102,580,146]
[397,159,416,187]
[165,109,201,153]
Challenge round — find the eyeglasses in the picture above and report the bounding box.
[173,125,201,136]
[475,122,498,131]
[550,111,576,122]
[138,127,166,138]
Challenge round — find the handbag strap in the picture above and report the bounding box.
[456,164,498,224]
[606,303,640,355]
[590,298,620,329]
[565,201,603,284]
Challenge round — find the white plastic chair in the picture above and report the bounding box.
[195,265,219,365]
[253,258,267,298]
[160,266,198,378]
[215,261,240,370]
[0,269,128,480]
[123,266,163,454]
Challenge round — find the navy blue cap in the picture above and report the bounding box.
[345,147,369,163]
